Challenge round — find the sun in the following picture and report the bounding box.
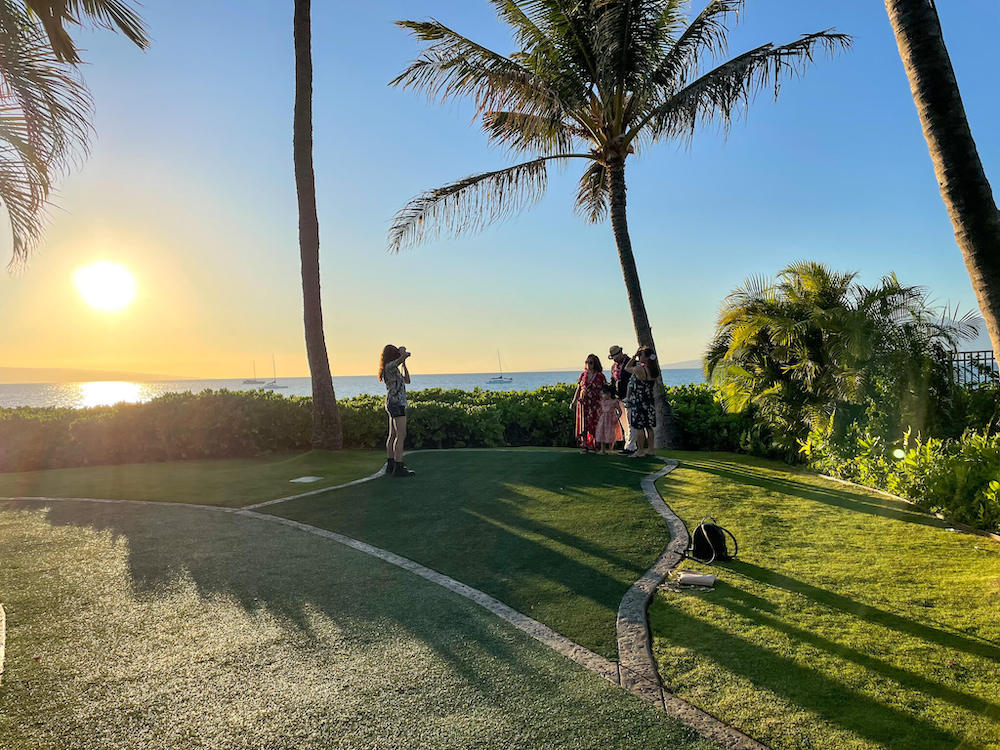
[74,262,136,311]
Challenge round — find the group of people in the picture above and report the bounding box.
[376,342,661,479]
[571,345,660,457]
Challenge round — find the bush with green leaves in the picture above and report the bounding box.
[706,262,978,456]
[0,382,776,473]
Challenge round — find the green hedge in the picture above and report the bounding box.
[0,382,758,472]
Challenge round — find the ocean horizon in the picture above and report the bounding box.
[0,369,705,410]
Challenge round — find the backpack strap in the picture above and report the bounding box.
[720,525,739,559]
[692,522,717,565]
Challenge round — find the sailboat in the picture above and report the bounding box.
[264,354,288,390]
[243,361,266,385]
[487,350,513,383]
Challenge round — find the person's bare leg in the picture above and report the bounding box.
[643,428,655,456]
[631,430,645,457]
[393,416,407,462]
[386,416,396,459]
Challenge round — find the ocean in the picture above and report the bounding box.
[0,369,705,409]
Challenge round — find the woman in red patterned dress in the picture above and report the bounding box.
[571,354,607,452]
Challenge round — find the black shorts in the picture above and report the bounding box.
[386,402,406,418]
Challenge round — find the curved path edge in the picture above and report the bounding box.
[0,450,764,749]
[0,602,5,687]
[617,459,771,750]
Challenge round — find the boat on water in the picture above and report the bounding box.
[263,355,288,390]
[487,350,513,384]
[243,361,266,385]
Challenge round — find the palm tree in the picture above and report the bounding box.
[706,261,977,451]
[24,0,148,63]
[293,0,342,449]
[0,0,147,268]
[884,0,1000,358]
[388,0,850,447]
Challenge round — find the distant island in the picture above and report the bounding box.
[660,358,703,370]
[0,367,184,384]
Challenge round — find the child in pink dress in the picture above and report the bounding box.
[594,385,624,454]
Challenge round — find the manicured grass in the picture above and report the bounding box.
[0,450,382,507]
[268,450,670,659]
[0,499,717,750]
[650,451,1000,750]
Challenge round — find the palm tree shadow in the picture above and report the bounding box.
[651,597,985,750]
[682,459,946,528]
[725,560,1000,661]
[710,580,1000,717]
[3,499,563,700]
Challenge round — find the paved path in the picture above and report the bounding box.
[0,449,766,750]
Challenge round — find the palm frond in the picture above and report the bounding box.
[388,154,591,252]
[632,29,851,144]
[514,0,601,81]
[25,0,148,63]
[481,109,577,155]
[0,6,91,268]
[649,0,742,89]
[574,159,609,222]
[392,17,593,139]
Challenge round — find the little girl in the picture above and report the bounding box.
[594,384,624,455]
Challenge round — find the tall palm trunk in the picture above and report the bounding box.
[608,158,675,448]
[885,0,1000,357]
[294,0,342,449]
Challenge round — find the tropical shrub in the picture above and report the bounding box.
[0,382,774,472]
[666,384,775,455]
[706,262,978,456]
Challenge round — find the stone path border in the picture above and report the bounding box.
[616,459,769,750]
[0,603,6,687]
[0,450,766,749]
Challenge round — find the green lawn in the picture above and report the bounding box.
[650,452,1000,750]
[0,498,716,750]
[0,450,383,507]
[267,450,670,659]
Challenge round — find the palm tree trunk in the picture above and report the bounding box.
[885,0,1000,357]
[608,157,675,449]
[294,0,342,449]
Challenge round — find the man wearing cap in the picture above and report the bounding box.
[608,345,637,455]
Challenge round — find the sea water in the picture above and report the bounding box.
[0,369,705,409]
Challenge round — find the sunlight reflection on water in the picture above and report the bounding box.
[0,369,705,409]
[79,381,145,408]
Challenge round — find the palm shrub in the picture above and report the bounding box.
[706,262,977,456]
[389,0,850,447]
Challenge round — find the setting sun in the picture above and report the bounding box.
[73,262,136,311]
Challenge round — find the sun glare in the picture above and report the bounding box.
[74,262,136,311]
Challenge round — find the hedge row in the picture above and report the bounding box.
[0,383,755,472]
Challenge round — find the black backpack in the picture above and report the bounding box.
[689,518,738,564]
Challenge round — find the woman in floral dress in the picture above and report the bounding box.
[625,346,659,457]
[571,354,607,452]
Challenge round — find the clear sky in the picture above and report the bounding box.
[0,0,997,378]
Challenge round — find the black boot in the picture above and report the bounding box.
[392,461,415,478]
[385,458,396,475]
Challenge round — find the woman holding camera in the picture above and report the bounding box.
[378,344,415,477]
[624,346,659,457]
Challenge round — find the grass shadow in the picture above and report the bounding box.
[650,598,982,750]
[727,560,1000,661]
[681,458,946,529]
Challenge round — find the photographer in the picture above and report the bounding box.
[378,344,415,477]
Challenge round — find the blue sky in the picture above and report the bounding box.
[0,0,997,377]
